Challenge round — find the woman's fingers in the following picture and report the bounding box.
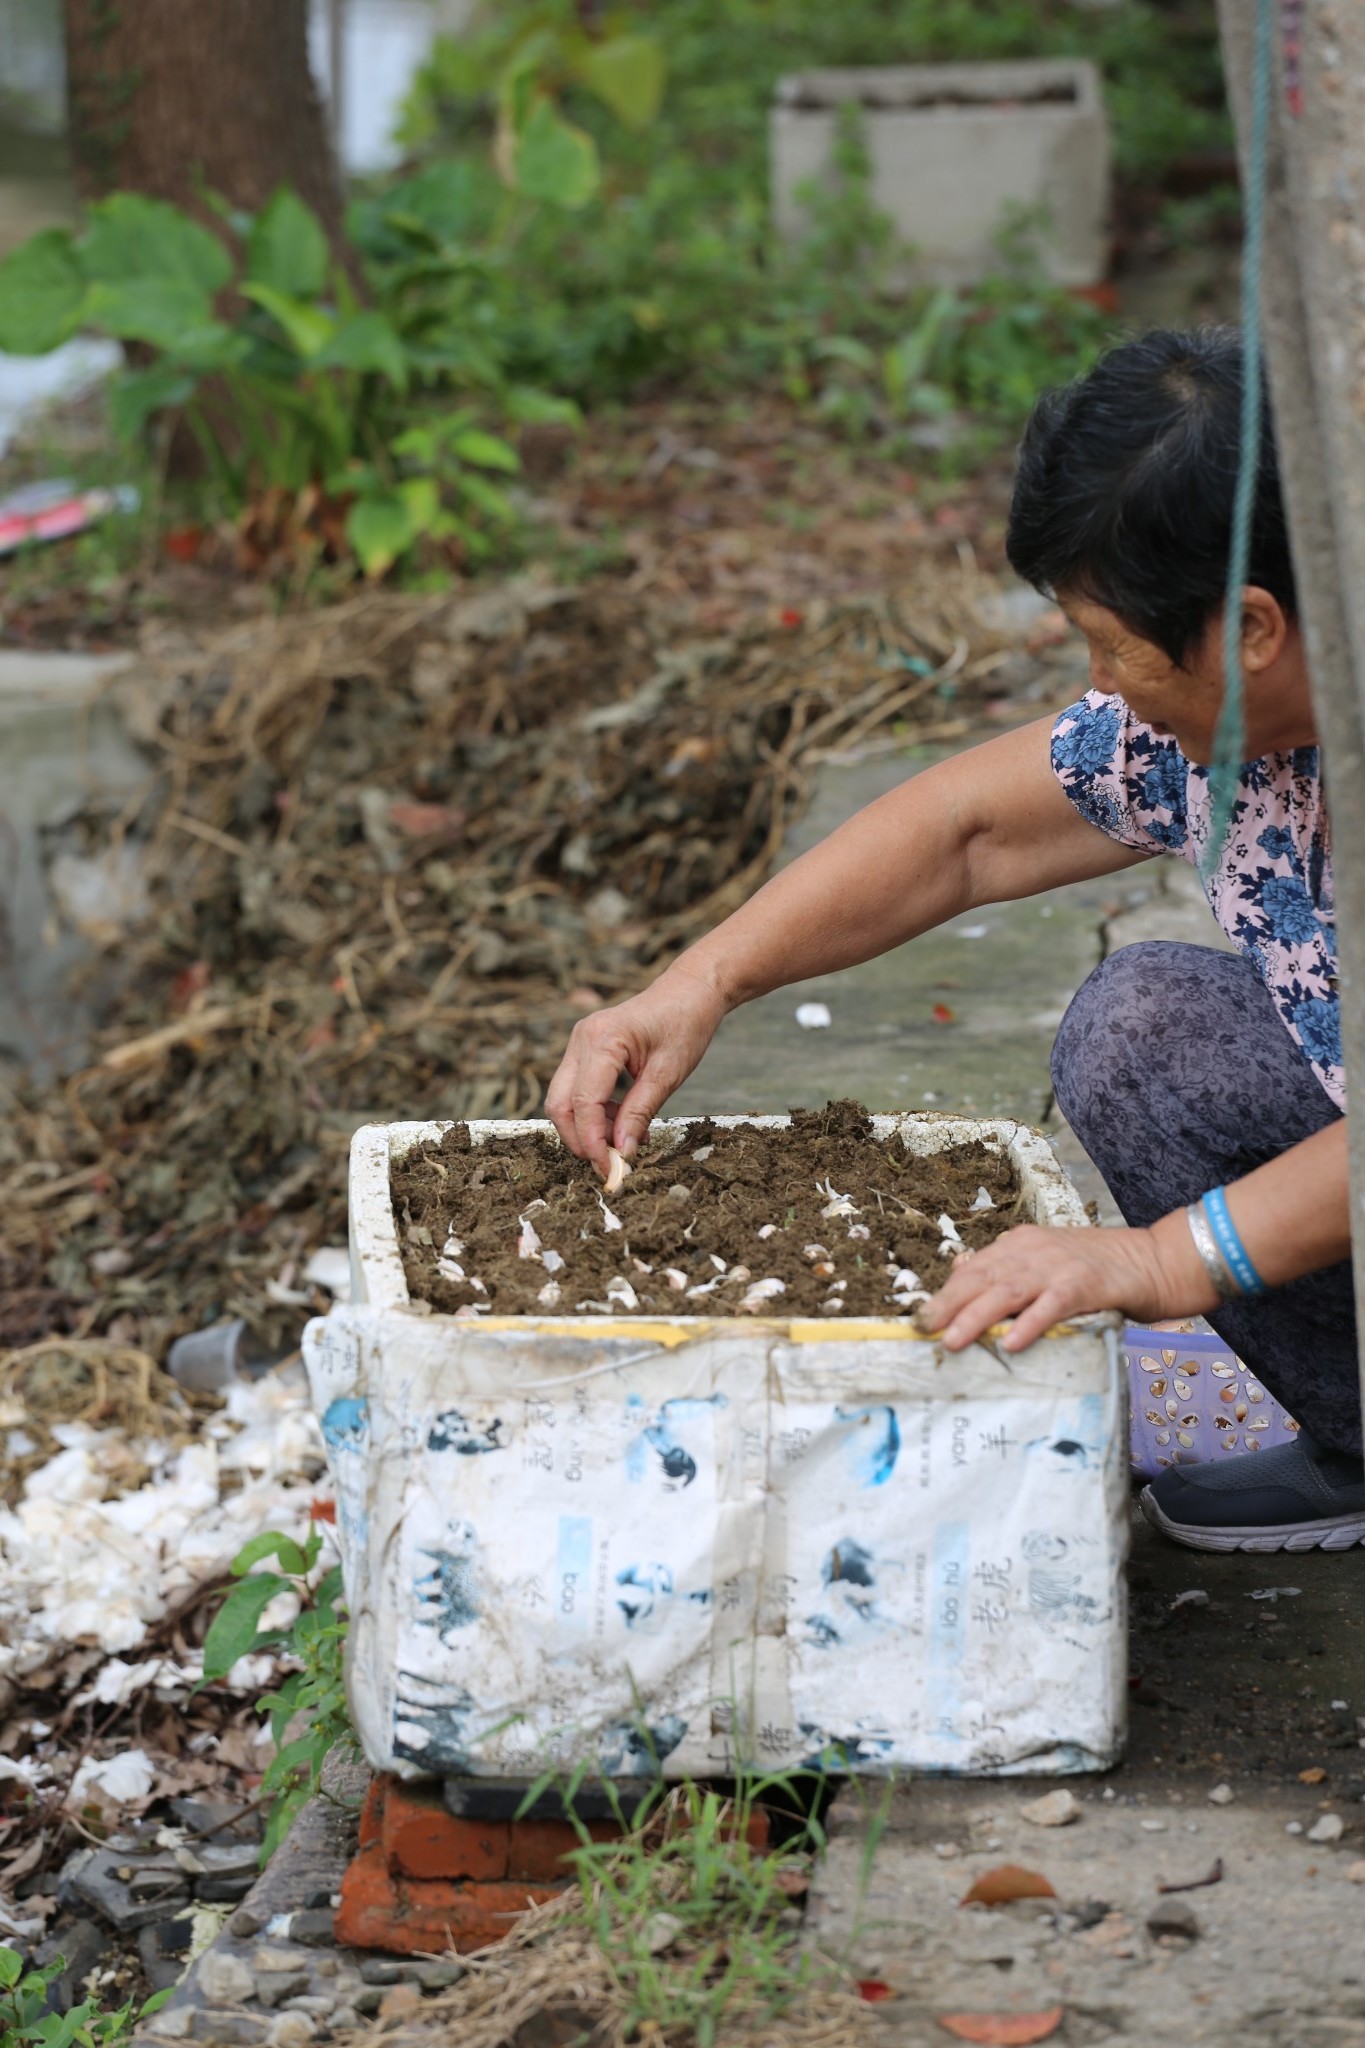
[919,1223,1154,1352]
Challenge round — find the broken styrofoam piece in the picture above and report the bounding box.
[66,1748,157,1812]
[0,1365,330,1706]
[310,1111,1126,1783]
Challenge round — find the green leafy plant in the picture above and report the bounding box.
[0,1946,166,2048]
[0,188,539,575]
[202,1526,356,1861]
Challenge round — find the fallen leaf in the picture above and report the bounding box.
[387,801,466,840]
[309,1497,337,1523]
[931,1002,957,1024]
[856,1981,895,2003]
[938,2010,1064,2045]
[961,1865,1057,1909]
[1299,1767,1328,1785]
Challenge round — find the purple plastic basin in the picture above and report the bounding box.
[1124,1324,1300,1483]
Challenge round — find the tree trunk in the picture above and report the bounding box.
[62,0,346,250]
[1215,0,1365,1423]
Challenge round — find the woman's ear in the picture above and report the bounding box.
[1241,585,1290,671]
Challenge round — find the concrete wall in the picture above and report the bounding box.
[771,60,1111,287]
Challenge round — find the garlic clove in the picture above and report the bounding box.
[540,1247,565,1273]
[726,1265,751,1284]
[536,1280,562,1307]
[847,1223,871,1241]
[756,1222,779,1239]
[517,1217,542,1260]
[598,1196,624,1233]
[606,1276,640,1310]
[631,1255,653,1274]
[604,1146,632,1195]
[686,1277,722,1298]
[969,1186,995,1212]
[738,1277,786,1314]
[803,1243,830,1261]
[663,1267,688,1291]
[813,1260,836,1278]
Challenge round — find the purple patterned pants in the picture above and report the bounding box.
[1051,940,1361,1457]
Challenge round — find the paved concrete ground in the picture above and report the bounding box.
[673,728,1365,2046]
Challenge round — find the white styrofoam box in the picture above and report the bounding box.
[304,1113,1127,1785]
[771,61,1111,287]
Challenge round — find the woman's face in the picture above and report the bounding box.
[1061,591,1316,765]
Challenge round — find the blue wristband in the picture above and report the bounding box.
[1202,1187,1266,1298]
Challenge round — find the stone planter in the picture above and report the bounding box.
[304,1113,1127,1783]
[771,60,1111,286]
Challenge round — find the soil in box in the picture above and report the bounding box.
[393,1101,1019,1319]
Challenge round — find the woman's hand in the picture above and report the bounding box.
[545,961,728,1175]
[919,1220,1218,1352]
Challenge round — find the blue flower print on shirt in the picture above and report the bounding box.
[1257,824,1295,863]
[1290,995,1342,1072]
[1054,699,1122,779]
[1260,872,1322,948]
[1141,750,1186,818]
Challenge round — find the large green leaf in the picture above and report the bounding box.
[315,311,410,389]
[380,162,484,247]
[82,193,231,293]
[514,98,599,209]
[240,282,335,358]
[0,229,85,354]
[246,188,330,298]
[575,33,665,130]
[201,1572,288,1681]
[347,490,417,578]
[80,277,237,361]
[451,427,519,473]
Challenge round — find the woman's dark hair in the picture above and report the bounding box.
[1005,327,1296,665]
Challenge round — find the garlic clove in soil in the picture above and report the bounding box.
[606,1276,640,1310]
[887,1266,923,1292]
[816,1176,860,1219]
[686,1276,722,1298]
[631,1255,653,1274]
[813,1260,836,1278]
[969,1185,996,1211]
[708,1252,727,1272]
[937,1213,966,1257]
[517,1215,543,1260]
[820,1297,845,1314]
[604,1147,632,1196]
[437,1227,467,1282]
[536,1280,562,1307]
[663,1268,688,1291]
[826,1279,848,1293]
[738,1277,786,1314]
[803,1243,830,1261]
[756,1223,779,1239]
[691,1144,714,1162]
[598,1195,624,1233]
[454,1302,489,1319]
[847,1223,871,1241]
[726,1265,751,1284]
[540,1247,565,1274]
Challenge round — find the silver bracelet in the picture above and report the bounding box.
[1185,1200,1242,1301]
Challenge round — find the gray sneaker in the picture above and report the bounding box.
[1140,1432,1365,1554]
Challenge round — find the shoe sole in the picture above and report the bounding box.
[1139,1488,1365,1554]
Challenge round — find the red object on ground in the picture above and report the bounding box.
[338,1775,772,1953]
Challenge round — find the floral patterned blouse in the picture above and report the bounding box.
[1052,689,1343,1108]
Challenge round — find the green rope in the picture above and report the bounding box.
[1205,0,1275,872]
